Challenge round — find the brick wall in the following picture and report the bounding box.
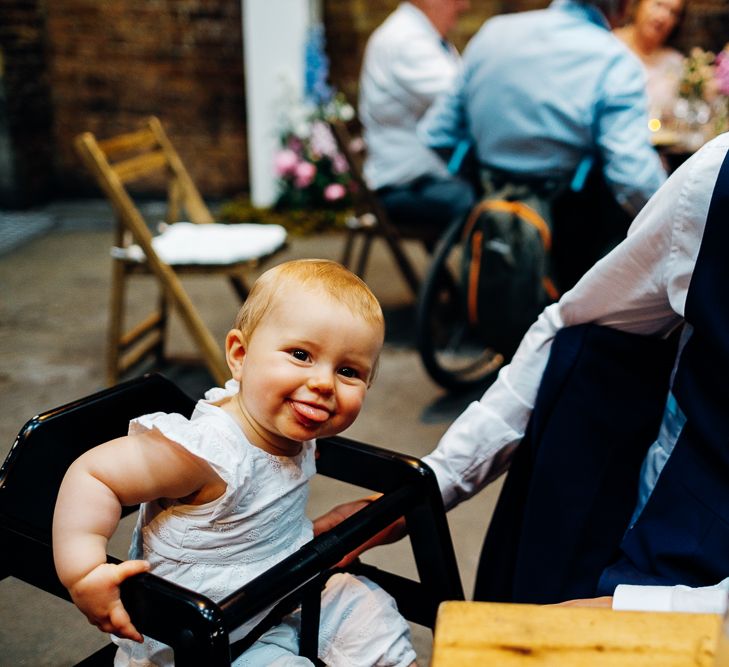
[324,0,528,104]
[2,0,728,205]
[45,0,247,198]
[324,0,729,106]
[673,0,729,55]
[0,0,54,207]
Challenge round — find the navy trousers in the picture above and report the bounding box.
[473,323,678,603]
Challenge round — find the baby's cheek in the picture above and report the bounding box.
[343,392,366,421]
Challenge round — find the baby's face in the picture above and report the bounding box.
[233,288,383,455]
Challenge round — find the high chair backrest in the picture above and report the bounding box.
[1,374,464,666]
[0,374,195,599]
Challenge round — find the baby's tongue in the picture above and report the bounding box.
[292,401,329,422]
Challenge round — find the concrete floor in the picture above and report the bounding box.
[0,200,502,666]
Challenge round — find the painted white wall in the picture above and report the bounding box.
[242,1,319,207]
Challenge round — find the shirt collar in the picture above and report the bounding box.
[549,0,611,30]
[399,1,447,43]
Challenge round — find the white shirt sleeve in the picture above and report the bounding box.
[613,579,729,614]
[424,132,729,511]
[418,72,469,149]
[388,32,459,111]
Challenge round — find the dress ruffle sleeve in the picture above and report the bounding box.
[128,404,250,520]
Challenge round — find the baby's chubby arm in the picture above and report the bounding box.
[52,430,221,641]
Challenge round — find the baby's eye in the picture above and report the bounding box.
[290,349,310,362]
[338,367,360,379]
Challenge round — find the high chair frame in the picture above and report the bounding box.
[0,373,464,666]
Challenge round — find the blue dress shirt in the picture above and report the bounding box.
[419,0,666,214]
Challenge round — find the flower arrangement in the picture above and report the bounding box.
[272,25,355,221]
[678,47,717,102]
[221,24,356,235]
[273,94,355,212]
[715,45,729,97]
[675,44,729,138]
[713,44,729,135]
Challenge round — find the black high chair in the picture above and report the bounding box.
[0,373,463,666]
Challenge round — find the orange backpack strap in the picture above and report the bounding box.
[463,197,559,327]
[476,199,552,251]
[467,229,484,326]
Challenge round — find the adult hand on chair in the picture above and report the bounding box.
[312,494,408,567]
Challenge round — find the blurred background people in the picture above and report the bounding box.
[615,0,686,119]
[418,0,667,290]
[359,0,476,231]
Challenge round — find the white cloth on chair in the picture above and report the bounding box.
[112,222,287,265]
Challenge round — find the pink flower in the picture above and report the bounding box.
[287,136,304,153]
[715,49,729,97]
[294,161,317,188]
[274,149,299,177]
[309,121,337,158]
[332,152,349,175]
[348,137,365,154]
[324,183,346,201]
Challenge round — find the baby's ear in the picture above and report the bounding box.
[225,329,247,379]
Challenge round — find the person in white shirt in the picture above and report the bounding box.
[315,132,729,617]
[359,0,476,231]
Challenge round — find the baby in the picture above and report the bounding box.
[53,259,416,666]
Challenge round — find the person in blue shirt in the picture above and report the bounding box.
[419,0,668,288]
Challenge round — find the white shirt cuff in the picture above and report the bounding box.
[613,584,728,614]
[613,584,674,611]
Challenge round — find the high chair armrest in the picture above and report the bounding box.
[118,561,230,667]
[220,435,463,650]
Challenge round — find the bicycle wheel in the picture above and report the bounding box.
[416,218,505,392]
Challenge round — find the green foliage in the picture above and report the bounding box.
[218,197,350,236]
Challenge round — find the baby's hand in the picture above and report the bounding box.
[68,560,151,642]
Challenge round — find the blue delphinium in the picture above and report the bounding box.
[304,23,333,107]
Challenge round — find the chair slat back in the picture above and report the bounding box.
[327,117,425,295]
[75,129,163,250]
[147,116,214,225]
[328,119,370,199]
[74,116,213,228]
[328,120,388,221]
[97,127,158,157]
[112,150,169,183]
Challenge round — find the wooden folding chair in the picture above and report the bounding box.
[328,118,442,299]
[0,373,464,666]
[74,116,286,387]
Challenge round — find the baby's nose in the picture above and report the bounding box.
[307,371,334,393]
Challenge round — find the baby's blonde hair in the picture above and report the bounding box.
[234,259,385,352]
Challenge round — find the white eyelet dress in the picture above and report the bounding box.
[113,381,415,667]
